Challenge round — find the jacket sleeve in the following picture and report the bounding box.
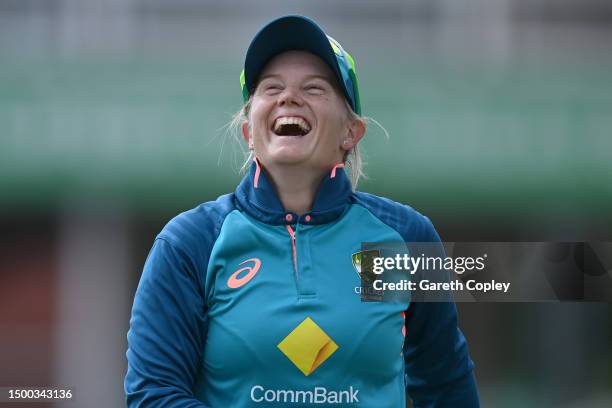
[125,237,211,407]
[403,216,480,408]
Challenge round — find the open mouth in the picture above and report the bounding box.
[272,116,311,136]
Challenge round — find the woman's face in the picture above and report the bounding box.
[243,51,363,172]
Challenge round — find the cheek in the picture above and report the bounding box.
[315,98,349,135]
[318,112,348,144]
[249,105,271,138]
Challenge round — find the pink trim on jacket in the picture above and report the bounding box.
[330,163,345,179]
[253,157,261,188]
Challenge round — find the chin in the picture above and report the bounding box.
[266,147,310,166]
[268,155,309,167]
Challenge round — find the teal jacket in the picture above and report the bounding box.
[125,162,479,407]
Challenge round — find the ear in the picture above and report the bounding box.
[241,121,252,147]
[340,117,366,152]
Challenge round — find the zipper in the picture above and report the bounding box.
[285,224,298,273]
[285,221,316,298]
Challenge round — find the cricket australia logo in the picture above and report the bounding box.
[351,249,380,281]
[351,250,383,300]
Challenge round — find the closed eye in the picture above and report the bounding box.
[263,84,283,95]
[256,78,284,96]
[304,85,325,95]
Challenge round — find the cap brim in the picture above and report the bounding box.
[244,15,344,97]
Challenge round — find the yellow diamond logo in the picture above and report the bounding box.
[277,317,339,376]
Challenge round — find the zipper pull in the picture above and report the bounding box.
[285,225,297,272]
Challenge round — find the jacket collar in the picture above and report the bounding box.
[234,160,353,225]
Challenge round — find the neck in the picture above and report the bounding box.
[262,162,328,215]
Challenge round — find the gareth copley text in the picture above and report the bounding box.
[373,279,511,294]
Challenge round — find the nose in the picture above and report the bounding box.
[277,86,303,107]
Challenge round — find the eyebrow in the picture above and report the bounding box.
[258,74,333,83]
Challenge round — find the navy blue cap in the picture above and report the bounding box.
[240,15,361,115]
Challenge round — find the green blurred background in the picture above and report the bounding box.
[0,0,611,407]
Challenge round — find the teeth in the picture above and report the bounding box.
[273,116,311,133]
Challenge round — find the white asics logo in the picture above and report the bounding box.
[250,385,359,404]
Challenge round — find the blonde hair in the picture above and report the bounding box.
[223,98,387,189]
